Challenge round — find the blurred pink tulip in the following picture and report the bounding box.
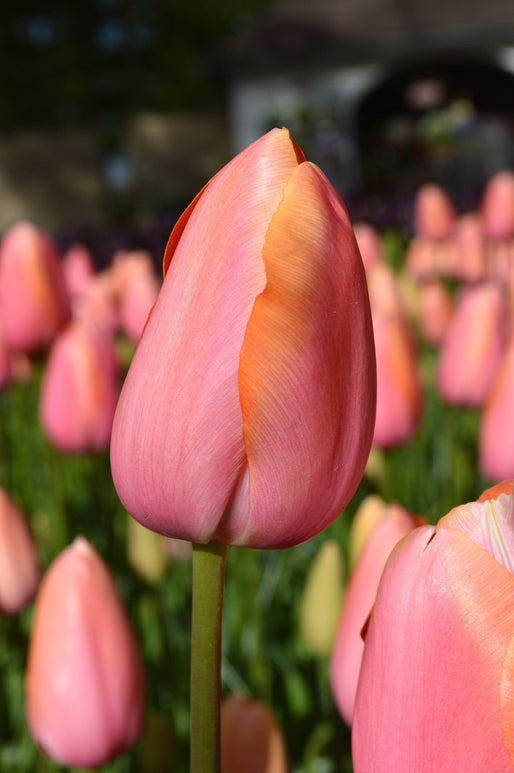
[111,128,376,548]
[481,170,514,240]
[25,537,146,768]
[436,280,506,407]
[0,489,40,614]
[404,235,459,280]
[479,334,514,481]
[62,243,96,300]
[416,278,454,347]
[39,320,120,452]
[0,221,70,353]
[453,212,487,282]
[111,250,161,344]
[352,482,514,772]
[221,694,288,773]
[73,269,120,335]
[353,223,385,271]
[372,313,423,448]
[331,503,419,725]
[413,183,456,240]
[366,261,408,321]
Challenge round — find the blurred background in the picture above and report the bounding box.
[2,0,514,253]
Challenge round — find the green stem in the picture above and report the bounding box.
[190,541,228,773]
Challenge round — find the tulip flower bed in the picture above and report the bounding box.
[0,138,513,772]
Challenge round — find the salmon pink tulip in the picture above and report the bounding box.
[479,334,514,481]
[481,170,514,240]
[25,537,146,768]
[110,128,376,548]
[62,243,96,300]
[0,221,70,353]
[416,278,454,347]
[39,320,120,452]
[353,223,385,271]
[352,482,514,772]
[221,694,288,773]
[436,280,506,407]
[0,488,40,614]
[331,503,419,725]
[413,183,456,241]
[111,250,161,344]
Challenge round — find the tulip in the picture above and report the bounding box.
[73,268,120,336]
[62,243,96,300]
[39,320,120,452]
[0,488,40,614]
[415,278,454,347]
[25,537,146,768]
[331,503,419,725]
[479,334,514,481]
[481,170,514,240]
[110,127,376,548]
[0,221,70,353]
[413,183,456,241]
[299,539,345,657]
[372,313,423,448]
[453,212,487,282]
[221,694,288,773]
[353,222,385,271]
[436,280,506,407]
[347,494,387,570]
[352,482,514,772]
[111,250,161,344]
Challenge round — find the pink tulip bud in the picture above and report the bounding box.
[481,170,514,240]
[331,503,419,725]
[413,183,456,241]
[39,320,120,452]
[0,489,40,614]
[111,250,161,344]
[416,278,454,347]
[0,221,70,353]
[111,128,376,548]
[62,243,96,300]
[353,223,385,271]
[436,280,506,407]
[372,313,423,448]
[352,482,514,771]
[73,269,120,335]
[25,537,146,768]
[453,212,487,283]
[221,694,289,773]
[479,334,514,481]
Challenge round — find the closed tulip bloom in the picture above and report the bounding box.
[0,221,70,353]
[39,320,120,452]
[347,494,388,570]
[352,482,514,772]
[221,694,288,773]
[331,504,419,725]
[479,335,514,481]
[353,223,385,271]
[62,243,96,300]
[111,128,375,548]
[0,488,40,614]
[25,537,146,768]
[111,250,161,344]
[299,539,345,657]
[436,280,505,407]
[416,278,454,347]
[372,314,423,448]
[413,183,456,241]
[481,170,514,240]
[453,212,487,283]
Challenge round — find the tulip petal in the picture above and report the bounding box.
[438,488,514,575]
[500,635,514,765]
[110,129,301,541]
[352,525,514,772]
[225,161,375,547]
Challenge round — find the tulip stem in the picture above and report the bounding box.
[190,540,228,773]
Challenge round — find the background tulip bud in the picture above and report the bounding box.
[0,221,70,353]
[299,540,345,657]
[352,484,514,771]
[111,127,376,548]
[331,503,419,725]
[25,537,146,768]
[39,320,120,452]
[221,694,288,773]
[0,488,40,614]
